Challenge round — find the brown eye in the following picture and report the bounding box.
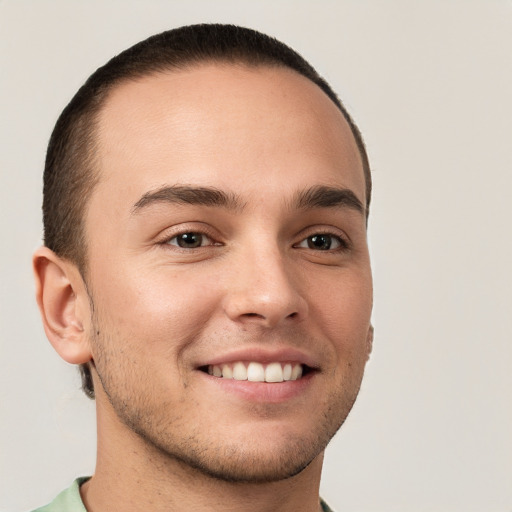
[168,232,208,248]
[296,234,344,251]
[308,234,333,250]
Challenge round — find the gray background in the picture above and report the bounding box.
[1,1,511,510]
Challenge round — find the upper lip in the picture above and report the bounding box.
[195,347,320,370]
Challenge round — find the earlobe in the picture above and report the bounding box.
[33,246,92,365]
[366,324,374,360]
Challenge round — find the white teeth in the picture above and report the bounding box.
[291,364,302,380]
[207,361,305,382]
[265,362,284,382]
[283,363,293,381]
[233,362,248,381]
[221,364,233,379]
[247,362,265,382]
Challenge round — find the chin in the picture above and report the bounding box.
[159,435,324,484]
[134,409,348,485]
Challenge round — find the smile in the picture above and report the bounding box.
[203,362,306,383]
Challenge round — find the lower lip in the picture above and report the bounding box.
[198,371,315,404]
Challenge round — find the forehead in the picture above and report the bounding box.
[91,63,365,214]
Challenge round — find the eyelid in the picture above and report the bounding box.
[293,226,351,251]
[156,223,222,247]
[166,232,214,247]
[295,234,343,250]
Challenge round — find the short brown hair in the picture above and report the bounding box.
[43,24,372,398]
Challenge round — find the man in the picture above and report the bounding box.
[32,24,373,512]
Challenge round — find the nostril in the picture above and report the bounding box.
[240,311,299,322]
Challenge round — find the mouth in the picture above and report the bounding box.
[199,361,313,383]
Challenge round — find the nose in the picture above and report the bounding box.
[222,245,308,328]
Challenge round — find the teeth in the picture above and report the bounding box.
[232,362,248,381]
[291,364,303,380]
[221,364,233,379]
[247,362,265,382]
[265,362,284,382]
[207,362,304,382]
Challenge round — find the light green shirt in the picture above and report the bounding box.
[32,478,89,512]
[32,477,334,511]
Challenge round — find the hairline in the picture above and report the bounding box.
[78,58,370,276]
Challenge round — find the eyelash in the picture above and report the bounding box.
[164,231,218,249]
[293,232,349,252]
[160,228,349,252]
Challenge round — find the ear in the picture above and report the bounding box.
[366,324,374,361]
[33,246,92,364]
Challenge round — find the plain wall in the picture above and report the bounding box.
[1,1,511,510]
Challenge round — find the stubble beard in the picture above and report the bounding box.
[89,307,365,485]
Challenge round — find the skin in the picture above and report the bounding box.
[34,63,373,512]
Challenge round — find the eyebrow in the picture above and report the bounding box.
[132,185,245,213]
[294,185,365,216]
[131,184,365,216]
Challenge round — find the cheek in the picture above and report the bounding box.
[91,264,223,350]
[88,266,225,401]
[308,270,373,355]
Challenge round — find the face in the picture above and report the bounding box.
[83,64,373,483]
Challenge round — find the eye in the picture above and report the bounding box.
[167,232,213,249]
[296,233,345,251]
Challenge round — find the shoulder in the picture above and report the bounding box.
[30,478,90,512]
